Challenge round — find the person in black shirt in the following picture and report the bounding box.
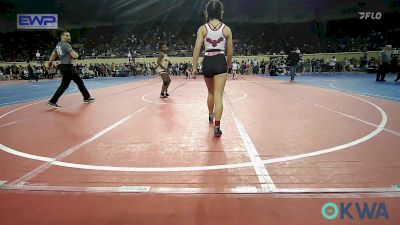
[287,48,300,82]
[27,63,37,82]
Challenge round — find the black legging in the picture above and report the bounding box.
[50,65,91,103]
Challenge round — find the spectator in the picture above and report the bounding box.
[286,48,300,81]
[329,56,337,72]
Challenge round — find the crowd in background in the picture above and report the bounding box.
[2,14,400,81]
[0,61,196,80]
[1,16,399,62]
[2,54,398,81]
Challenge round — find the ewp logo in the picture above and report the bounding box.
[17,14,58,29]
[321,202,389,220]
[359,12,382,19]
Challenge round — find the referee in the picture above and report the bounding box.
[376,45,392,82]
[47,29,94,108]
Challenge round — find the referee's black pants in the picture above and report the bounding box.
[50,64,90,103]
[376,62,390,81]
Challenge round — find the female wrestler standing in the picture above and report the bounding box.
[156,42,171,98]
[192,0,233,137]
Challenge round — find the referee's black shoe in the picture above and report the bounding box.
[47,101,61,109]
[84,97,95,103]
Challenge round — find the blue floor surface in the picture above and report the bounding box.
[258,72,400,102]
[0,76,154,107]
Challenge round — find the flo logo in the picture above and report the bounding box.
[359,12,382,19]
[321,202,389,220]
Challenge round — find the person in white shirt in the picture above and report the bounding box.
[231,61,239,79]
[127,51,132,64]
[156,42,171,98]
[192,0,233,137]
[252,59,258,74]
[35,50,40,59]
[329,56,337,72]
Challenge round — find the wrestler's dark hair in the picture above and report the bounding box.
[58,29,68,37]
[205,0,224,23]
